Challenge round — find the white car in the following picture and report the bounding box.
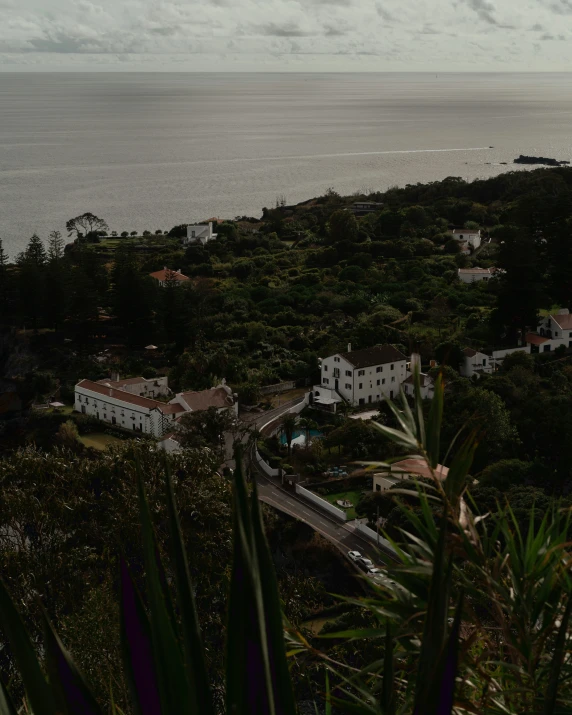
[367,567,382,578]
[348,550,362,561]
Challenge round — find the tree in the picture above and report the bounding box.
[298,417,318,447]
[434,341,464,370]
[130,231,137,237]
[56,420,80,448]
[477,458,532,491]
[176,406,236,455]
[121,231,129,238]
[65,213,109,239]
[444,239,461,254]
[17,234,47,267]
[281,413,298,457]
[47,231,65,262]
[328,209,358,244]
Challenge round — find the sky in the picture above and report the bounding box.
[0,0,571,71]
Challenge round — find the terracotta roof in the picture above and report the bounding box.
[149,269,190,283]
[391,458,449,481]
[176,387,234,411]
[161,403,186,414]
[339,345,407,369]
[552,313,572,330]
[77,380,175,414]
[97,377,147,387]
[452,228,480,235]
[463,348,478,357]
[526,333,549,346]
[458,268,491,274]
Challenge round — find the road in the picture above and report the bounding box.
[240,398,396,567]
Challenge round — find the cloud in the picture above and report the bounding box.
[251,22,314,37]
[545,0,572,13]
[539,32,566,39]
[375,3,396,22]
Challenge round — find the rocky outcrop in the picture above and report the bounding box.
[514,155,570,166]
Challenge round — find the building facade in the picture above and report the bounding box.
[451,228,481,252]
[316,345,408,407]
[526,309,572,353]
[458,267,492,283]
[460,346,531,377]
[75,380,183,438]
[184,222,218,245]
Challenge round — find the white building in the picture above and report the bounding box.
[402,373,435,400]
[75,379,237,439]
[149,268,190,287]
[450,228,481,252]
[526,309,572,353]
[314,344,408,409]
[459,345,531,378]
[373,459,449,493]
[184,222,218,245]
[458,267,493,283]
[75,380,184,438]
[97,375,170,398]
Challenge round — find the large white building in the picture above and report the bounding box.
[74,379,237,439]
[458,267,493,283]
[526,309,572,353]
[314,344,408,409]
[184,222,218,245]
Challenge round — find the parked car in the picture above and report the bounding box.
[356,557,374,573]
[367,567,382,578]
[347,550,361,562]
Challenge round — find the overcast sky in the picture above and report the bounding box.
[0,0,571,71]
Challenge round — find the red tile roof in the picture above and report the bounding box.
[525,333,549,346]
[339,345,407,369]
[552,313,572,330]
[392,458,449,481]
[77,380,176,414]
[149,269,190,283]
[177,387,234,411]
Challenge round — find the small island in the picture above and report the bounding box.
[514,154,570,166]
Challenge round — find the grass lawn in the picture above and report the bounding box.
[322,489,364,520]
[46,405,74,416]
[79,432,125,450]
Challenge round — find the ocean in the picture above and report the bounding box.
[2,72,572,259]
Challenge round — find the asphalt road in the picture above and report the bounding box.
[241,398,396,569]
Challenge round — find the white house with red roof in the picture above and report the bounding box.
[526,309,572,353]
[458,267,495,283]
[74,378,237,439]
[149,268,190,287]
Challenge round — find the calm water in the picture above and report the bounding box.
[2,72,572,259]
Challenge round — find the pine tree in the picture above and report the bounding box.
[47,230,65,262]
[17,234,47,267]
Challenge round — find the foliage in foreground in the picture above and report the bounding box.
[2,371,572,713]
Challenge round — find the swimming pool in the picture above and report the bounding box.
[279,429,322,445]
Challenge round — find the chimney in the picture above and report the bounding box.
[208,221,213,235]
[111,371,120,383]
[347,343,352,353]
[177,269,181,274]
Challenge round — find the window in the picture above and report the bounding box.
[345,383,351,390]
[345,370,352,377]
[376,366,382,373]
[358,369,365,376]
[323,378,329,384]
[482,359,487,366]
[359,398,365,405]
[81,405,86,414]
[390,364,394,370]
[555,332,559,337]
[324,365,328,371]
[333,368,340,378]
[376,484,381,492]
[334,357,340,363]
[191,230,195,238]
[544,345,551,352]
[382,378,386,385]
[547,318,552,327]
[376,379,380,386]
[391,377,395,383]
[358,383,363,389]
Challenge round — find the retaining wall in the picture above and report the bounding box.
[295,484,347,521]
[355,522,396,554]
[255,448,280,478]
[259,381,296,396]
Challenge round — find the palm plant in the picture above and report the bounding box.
[0,454,297,714]
[281,413,297,457]
[291,368,572,714]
